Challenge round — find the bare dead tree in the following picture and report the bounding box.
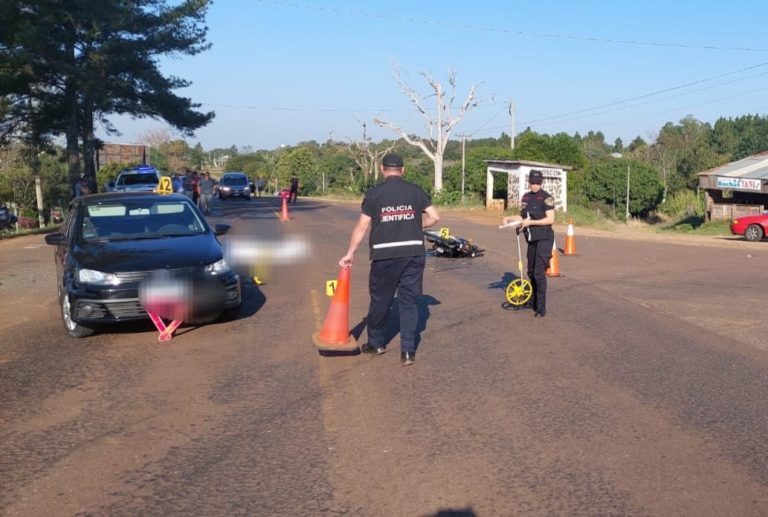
[138,128,171,148]
[346,121,395,186]
[374,65,480,191]
[647,130,679,204]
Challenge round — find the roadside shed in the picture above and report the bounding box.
[485,160,570,211]
[698,151,768,220]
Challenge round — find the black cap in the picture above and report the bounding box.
[382,153,404,168]
[528,170,543,184]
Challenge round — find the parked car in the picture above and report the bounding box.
[218,172,251,200]
[730,212,768,241]
[44,192,241,337]
[0,205,18,231]
[110,166,160,193]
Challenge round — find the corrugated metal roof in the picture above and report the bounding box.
[698,151,768,179]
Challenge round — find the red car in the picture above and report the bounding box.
[730,213,768,241]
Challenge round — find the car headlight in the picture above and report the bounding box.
[244,187,251,192]
[205,259,231,275]
[78,268,121,286]
[222,186,231,191]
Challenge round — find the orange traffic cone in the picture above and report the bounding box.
[546,240,561,277]
[281,196,289,222]
[564,219,577,256]
[312,266,358,352]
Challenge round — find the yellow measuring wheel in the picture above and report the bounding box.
[500,221,533,306]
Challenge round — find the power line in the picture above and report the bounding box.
[198,99,507,114]
[198,102,406,113]
[255,0,768,53]
[527,71,768,128]
[470,85,768,136]
[465,62,768,134]
[525,61,768,125]
[585,85,768,128]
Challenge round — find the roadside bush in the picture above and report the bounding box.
[661,189,705,218]
[431,190,462,206]
[17,215,39,229]
[559,202,620,231]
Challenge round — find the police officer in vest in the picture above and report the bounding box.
[502,169,555,317]
[339,153,441,365]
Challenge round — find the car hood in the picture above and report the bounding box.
[73,234,222,272]
[734,214,768,223]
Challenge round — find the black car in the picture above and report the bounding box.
[45,192,241,337]
[218,172,251,200]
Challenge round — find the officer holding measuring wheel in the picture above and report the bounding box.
[502,170,555,317]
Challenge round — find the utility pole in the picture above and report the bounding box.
[625,164,631,221]
[509,101,516,151]
[34,152,45,228]
[457,133,472,204]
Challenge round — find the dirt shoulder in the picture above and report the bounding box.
[315,195,763,251]
[443,208,765,251]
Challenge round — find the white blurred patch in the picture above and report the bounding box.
[224,235,312,281]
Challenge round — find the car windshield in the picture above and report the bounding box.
[222,176,247,185]
[118,174,158,186]
[78,199,207,242]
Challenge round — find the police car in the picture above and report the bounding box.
[110,166,161,193]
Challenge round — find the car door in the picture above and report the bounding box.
[55,201,79,295]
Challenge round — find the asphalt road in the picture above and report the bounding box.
[1,195,767,516]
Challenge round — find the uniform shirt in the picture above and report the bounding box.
[520,189,555,241]
[362,176,431,261]
[290,177,299,190]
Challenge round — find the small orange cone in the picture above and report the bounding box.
[564,219,577,256]
[312,266,358,351]
[281,196,289,222]
[546,240,561,277]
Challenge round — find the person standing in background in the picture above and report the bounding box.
[197,172,216,215]
[289,173,299,203]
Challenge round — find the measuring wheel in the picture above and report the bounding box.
[499,220,534,308]
[505,277,532,306]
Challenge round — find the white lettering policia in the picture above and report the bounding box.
[380,204,415,222]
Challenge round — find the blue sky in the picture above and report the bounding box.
[105,0,768,150]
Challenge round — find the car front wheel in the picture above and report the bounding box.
[745,224,764,242]
[61,293,96,338]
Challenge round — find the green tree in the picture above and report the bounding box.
[443,144,514,198]
[627,136,647,152]
[277,147,316,193]
[0,0,214,191]
[582,160,663,217]
[511,131,586,169]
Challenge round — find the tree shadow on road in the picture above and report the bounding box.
[421,507,477,517]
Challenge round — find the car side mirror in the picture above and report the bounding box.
[45,232,66,245]
[214,224,230,236]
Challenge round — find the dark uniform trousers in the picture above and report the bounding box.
[527,233,554,312]
[367,255,425,353]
